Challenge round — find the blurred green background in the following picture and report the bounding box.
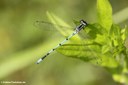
[0,0,128,85]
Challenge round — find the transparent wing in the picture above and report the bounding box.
[34,20,73,31]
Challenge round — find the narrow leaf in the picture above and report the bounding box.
[97,0,112,30]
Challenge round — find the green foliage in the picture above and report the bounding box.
[47,0,128,84]
[1,0,128,85]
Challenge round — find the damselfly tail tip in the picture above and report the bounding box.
[36,58,42,64]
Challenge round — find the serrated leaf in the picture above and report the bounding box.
[97,0,112,30]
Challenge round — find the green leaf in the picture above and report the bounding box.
[121,28,126,41]
[57,43,102,64]
[97,0,112,30]
[102,45,110,54]
[95,34,107,45]
[100,55,118,68]
[109,24,123,46]
[121,26,128,41]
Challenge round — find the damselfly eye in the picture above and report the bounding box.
[80,20,87,25]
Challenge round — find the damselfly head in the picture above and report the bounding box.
[80,20,87,26]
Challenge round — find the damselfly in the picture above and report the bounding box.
[36,20,88,64]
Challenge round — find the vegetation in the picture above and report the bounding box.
[46,0,128,84]
[0,0,128,85]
